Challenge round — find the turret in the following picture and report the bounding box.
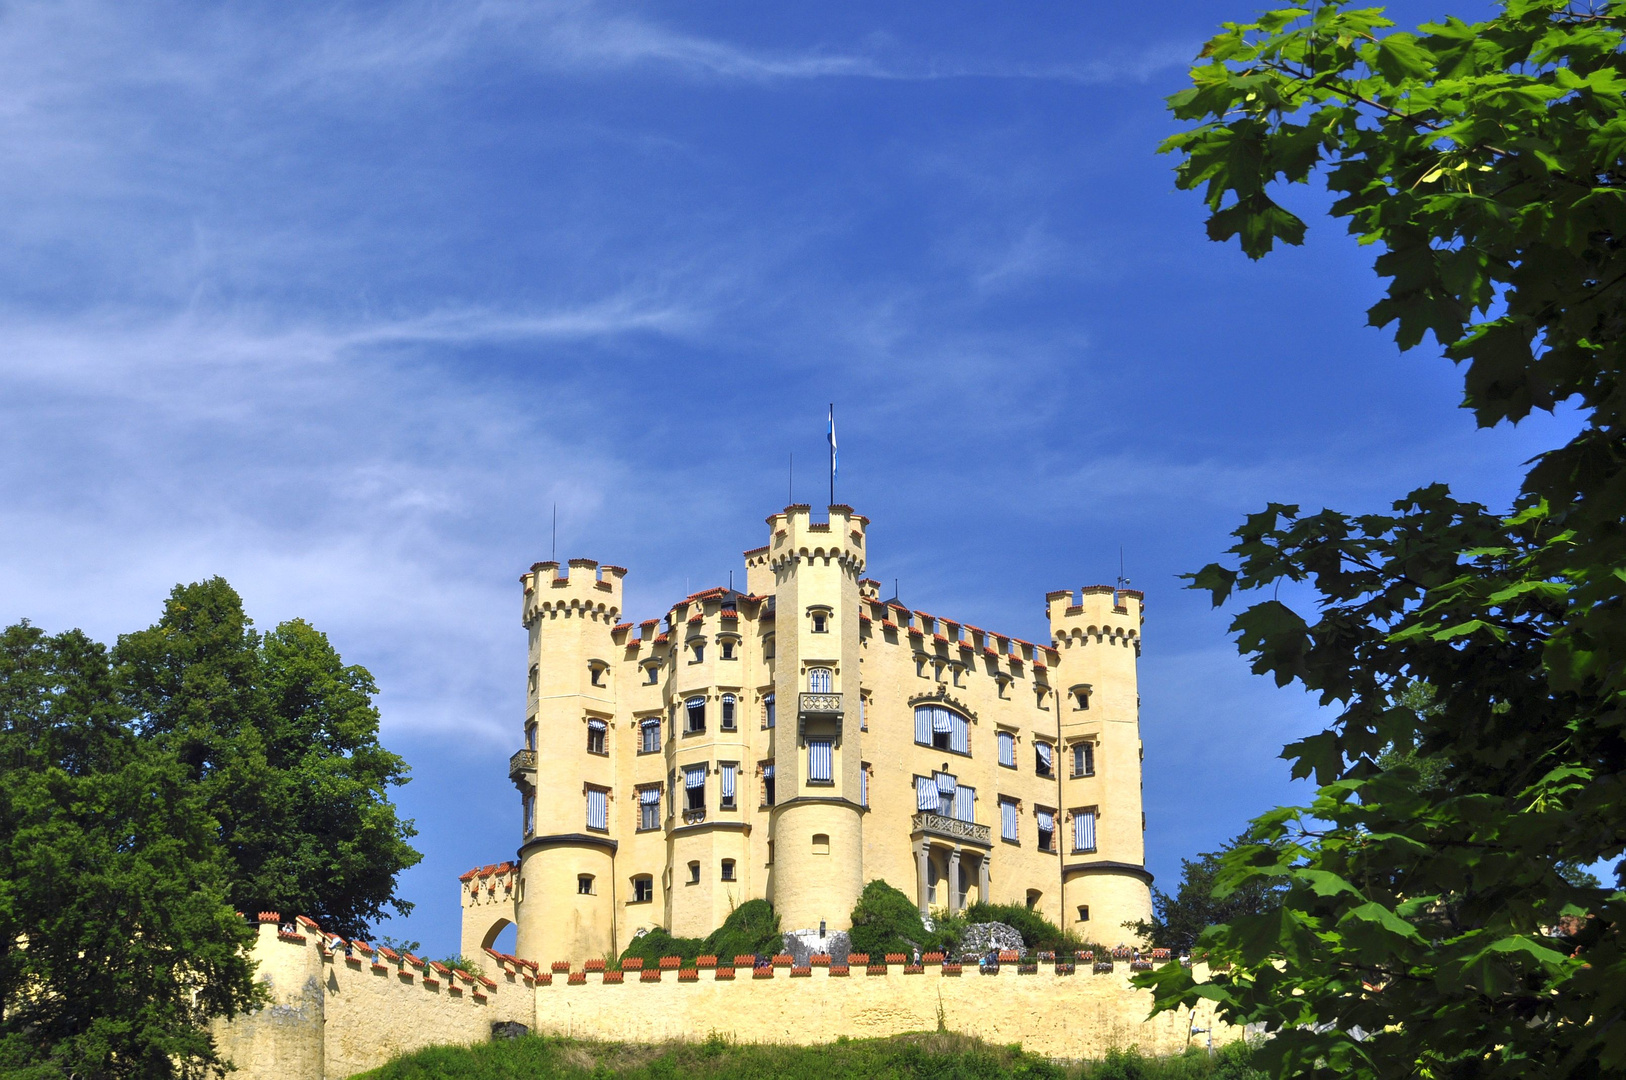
[1046,586,1152,943]
[511,558,625,963]
[767,504,868,934]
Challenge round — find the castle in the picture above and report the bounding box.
[460,503,1152,963]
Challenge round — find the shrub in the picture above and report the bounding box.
[848,880,941,957]
[614,899,783,970]
[615,927,705,968]
[963,901,1110,954]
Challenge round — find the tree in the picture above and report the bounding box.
[1134,839,1289,954]
[114,578,421,938]
[1137,3,1626,1077]
[0,622,260,1078]
[848,880,944,957]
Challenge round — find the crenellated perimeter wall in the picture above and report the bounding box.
[216,917,1239,1080]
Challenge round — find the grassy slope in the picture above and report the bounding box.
[356,1032,1262,1080]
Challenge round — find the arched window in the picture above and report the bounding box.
[807,667,832,694]
[913,705,969,754]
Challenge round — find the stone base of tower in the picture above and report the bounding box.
[515,838,617,963]
[769,800,864,933]
[1062,864,1154,948]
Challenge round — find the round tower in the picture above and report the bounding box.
[511,558,625,963]
[1046,585,1153,943]
[767,504,868,934]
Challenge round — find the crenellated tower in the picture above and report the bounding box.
[510,558,625,963]
[1046,585,1152,940]
[767,504,868,933]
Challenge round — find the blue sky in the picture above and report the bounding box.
[1,0,1571,954]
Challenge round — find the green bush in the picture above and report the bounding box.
[702,898,781,961]
[847,879,942,957]
[616,899,783,968]
[962,901,1114,954]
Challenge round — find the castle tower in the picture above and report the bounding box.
[1046,586,1153,942]
[510,559,626,962]
[767,504,867,933]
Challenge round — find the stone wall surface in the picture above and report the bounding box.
[216,919,1238,1079]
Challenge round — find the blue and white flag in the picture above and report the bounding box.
[827,403,838,485]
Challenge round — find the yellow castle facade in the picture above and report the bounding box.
[460,504,1152,963]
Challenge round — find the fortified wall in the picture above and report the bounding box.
[216,913,1238,1080]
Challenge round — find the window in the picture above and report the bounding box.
[691,641,704,663]
[632,876,654,903]
[913,705,968,754]
[639,787,661,831]
[589,663,604,687]
[767,840,774,865]
[915,656,928,678]
[522,793,535,836]
[587,718,607,755]
[762,764,775,806]
[721,639,735,660]
[1035,742,1054,776]
[859,695,868,731]
[808,667,832,694]
[953,784,975,823]
[1000,798,1018,842]
[640,717,661,753]
[586,788,608,831]
[684,764,706,811]
[812,833,830,854]
[916,775,937,811]
[997,731,1015,767]
[812,611,828,633]
[934,771,957,816]
[1036,808,1055,852]
[951,664,964,687]
[807,738,833,784]
[1072,685,1091,710]
[721,859,736,881]
[685,696,706,733]
[1026,890,1042,910]
[763,634,775,659]
[644,662,660,685]
[578,874,595,895]
[525,721,537,751]
[721,694,736,730]
[688,861,700,884]
[1073,808,1097,853]
[1072,742,1095,777]
[720,763,737,809]
[528,664,539,692]
[860,763,869,807]
[1077,905,1090,922]
[764,694,775,729]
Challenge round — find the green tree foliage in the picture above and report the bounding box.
[1140,3,1626,1077]
[847,879,944,956]
[114,578,421,938]
[962,901,1094,953]
[0,623,260,1078]
[1133,841,1289,954]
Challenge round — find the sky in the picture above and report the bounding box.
[0,0,1570,955]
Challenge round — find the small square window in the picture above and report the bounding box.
[812,612,827,633]
[577,875,594,895]
[688,861,701,884]
[721,640,735,660]
[633,876,653,903]
[645,663,660,684]
[721,859,735,882]
[1077,905,1090,922]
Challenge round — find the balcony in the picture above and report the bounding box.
[798,692,842,716]
[912,812,992,847]
[508,749,537,781]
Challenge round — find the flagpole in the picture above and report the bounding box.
[828,403,836,507]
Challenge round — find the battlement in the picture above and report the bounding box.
[1046,586,1142,650]
[762,504,867,575]
[520,559,624,625]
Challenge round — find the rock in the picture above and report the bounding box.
[781,928,851,966]
[953,921,1024,960]
[490,1021,529,1040]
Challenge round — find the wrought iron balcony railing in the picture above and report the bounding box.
[508,749,537,781]
[911,812,992,846]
